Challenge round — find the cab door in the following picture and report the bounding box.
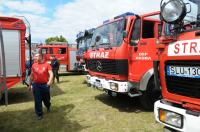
[128,18,159,82]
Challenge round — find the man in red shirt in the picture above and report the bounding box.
[28,53,53,120]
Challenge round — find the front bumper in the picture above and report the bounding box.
[86,75,129,93]
[154,100,200,132]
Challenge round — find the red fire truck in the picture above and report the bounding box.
[76,28,95,71]
[0,16,31,104]
[38,43,78,72]
[154,0,200,131]
[85,12,161,110]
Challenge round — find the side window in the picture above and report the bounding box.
[41,48,48,54]
[130,18,141,46]
[58,48,66,54]
[142,21,155,38]
[49,48,53,54]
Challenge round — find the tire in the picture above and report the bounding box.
[0,92,3,101]
[87,83,91,87]
[107,90,118,98]
[139,77,161,111]
[0,93,5,105]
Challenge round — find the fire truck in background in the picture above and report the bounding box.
[154,0,200,131]
[75,28,95,71]
[0,16,31,104]
[85,12,161,110]
[38,43,78,72]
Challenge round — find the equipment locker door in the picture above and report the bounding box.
[69,50,77,71]
[3,30,21,77]
[0,25,7,103]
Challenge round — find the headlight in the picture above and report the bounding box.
[110,82,118,91]
[160,0,186,24]
[159,109,183,128]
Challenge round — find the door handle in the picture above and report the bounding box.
[134,46,138,52]
[140,42,147,45]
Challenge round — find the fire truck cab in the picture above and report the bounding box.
[75,28,95,71]
[86,12,161,110]
[38,43,78,72]
[154,0,200,131]
[0,16,31,103]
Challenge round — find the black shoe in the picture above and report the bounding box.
[22,80,25,85]
[47,107,51,113]
[37,115,43,120]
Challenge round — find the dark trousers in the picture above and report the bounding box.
[32,83,51,116]
[52,69,59,83]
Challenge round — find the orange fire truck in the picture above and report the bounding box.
[85,12,161,110]
[0,16,31,104]
[154,0,200,131]
[38,43,78,72]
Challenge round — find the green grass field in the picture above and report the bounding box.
[0,75,162,132]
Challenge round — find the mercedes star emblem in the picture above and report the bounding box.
[96,61,102,71]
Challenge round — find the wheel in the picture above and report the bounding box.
[0,92,3,101]
[107,90,118,98]
[87,83,91,87]
[139,77,161,111]
[0,93,5,105]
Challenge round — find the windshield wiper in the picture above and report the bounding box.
[190,20,200,27]
[99,43,112,49]
[99,43,111,45]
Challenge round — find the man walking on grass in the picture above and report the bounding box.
[28,53,53,120]
[50,55,60,83]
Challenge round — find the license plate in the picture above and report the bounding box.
[94,80,102,88]
[167,66,200,78]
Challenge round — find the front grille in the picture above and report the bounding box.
[86,59,128,75]
[165,60,200,99]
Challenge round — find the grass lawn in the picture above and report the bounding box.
[0,75,162,132]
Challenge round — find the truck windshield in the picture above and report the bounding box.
[85,37,92,48]
[165,0,200,35]
[91,19,124,48]
[78,37,92,49]
[184,0,199,23]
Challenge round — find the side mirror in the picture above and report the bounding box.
[84,30,89,36]
[123,31,128,38]
[95,36,101,42]
[25,34,31,45]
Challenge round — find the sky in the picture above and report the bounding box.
[0,0,160,43]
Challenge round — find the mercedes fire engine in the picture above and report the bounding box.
[38,43,78,72]
[75,28,95,71]
[0,16,31,104]
[154,0,200,131]
[85,12,161,110]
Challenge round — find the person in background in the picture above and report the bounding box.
[28,53,53,120]
[50,55,60,83]
[24,57,33,85]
